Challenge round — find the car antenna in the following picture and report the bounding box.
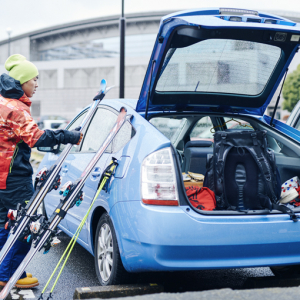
[270,68,289,127]
[145,59,156,121]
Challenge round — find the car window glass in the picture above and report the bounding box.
[81,107,133,153]
[150,117,187,144]
[190,117,214,141]
[293,117,300,131]
[267,135,282,153]
[59,110,87,153]
[111,121,133,153]
[156,39,281,96]
[223,117,253,131]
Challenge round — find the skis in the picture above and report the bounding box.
[0,79,107,268]
[0,107,128,300]
[38,159,118,300]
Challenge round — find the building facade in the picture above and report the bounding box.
[0,10,299,120]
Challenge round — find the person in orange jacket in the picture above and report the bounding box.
[0,54,82,288]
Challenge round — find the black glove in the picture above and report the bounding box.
[68,130,81,144]
[35,129,81,147]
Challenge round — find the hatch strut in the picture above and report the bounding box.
[145,60,156,120]
[270,68,289,127]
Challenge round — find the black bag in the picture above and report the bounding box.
[203,130,297,220]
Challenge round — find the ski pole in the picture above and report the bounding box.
[38,160,118,300]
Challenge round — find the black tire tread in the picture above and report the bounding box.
[270,265,300,278]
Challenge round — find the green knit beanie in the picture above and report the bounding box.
[5,54,38,84]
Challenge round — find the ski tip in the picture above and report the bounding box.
[93,79,107,101]
[100,79,107,93]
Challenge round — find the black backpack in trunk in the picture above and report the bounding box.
[203,130,297,221]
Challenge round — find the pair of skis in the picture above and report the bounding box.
[0,79,108,268]
[0,81,129,299]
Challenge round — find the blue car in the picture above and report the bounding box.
[38,8,300,285]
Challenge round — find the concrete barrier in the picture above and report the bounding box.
[244,275,300,289]
[73,284,164,299]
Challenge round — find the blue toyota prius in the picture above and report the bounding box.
[37,8,300,285]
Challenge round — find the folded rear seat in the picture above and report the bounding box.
[182,140,213,175]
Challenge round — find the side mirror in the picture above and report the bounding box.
[37,144,59,153]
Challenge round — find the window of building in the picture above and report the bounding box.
[37,34,157,61]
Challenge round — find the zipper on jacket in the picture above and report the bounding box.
[9,141,23,173]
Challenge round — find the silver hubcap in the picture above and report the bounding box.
[97,223,113,281]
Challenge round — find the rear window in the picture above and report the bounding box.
[150,117,187,143]
[156,39,281,96]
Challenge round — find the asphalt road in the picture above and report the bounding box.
[5,231,280,300]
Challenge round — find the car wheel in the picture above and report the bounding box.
[94,213,127,285]
[270,265,300,277]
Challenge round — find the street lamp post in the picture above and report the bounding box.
[119,0,125,98]
[6,28,12,57]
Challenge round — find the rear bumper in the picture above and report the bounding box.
[110,201,300,272]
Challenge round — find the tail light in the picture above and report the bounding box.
[141,147,179,206]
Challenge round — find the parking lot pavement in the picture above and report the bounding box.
[4,231,299,300]
[92,287,300,300]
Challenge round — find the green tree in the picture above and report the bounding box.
[282,64,300,112]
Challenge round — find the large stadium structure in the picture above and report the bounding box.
[0,10,300,120]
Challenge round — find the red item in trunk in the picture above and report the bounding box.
[185,186,216,211]
[290,187,300,206]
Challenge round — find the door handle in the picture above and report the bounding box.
[91,172,101,177]
[62,166,68,173]
[90,167,101,181]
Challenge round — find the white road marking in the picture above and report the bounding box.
[10,289,19,299]
[19,289,35,299]
[10,289,35,299]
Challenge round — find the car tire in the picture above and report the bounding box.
[270,265,300,277]
[94,213,127,285]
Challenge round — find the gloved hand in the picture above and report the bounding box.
[72,127,83,145]
[69,130,83,145]
[34,128,83,147]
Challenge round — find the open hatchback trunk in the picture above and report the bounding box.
[139,8,300,217]
[137,7,300,117]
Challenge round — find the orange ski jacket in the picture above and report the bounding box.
[0,94,44,189]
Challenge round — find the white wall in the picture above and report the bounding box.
[0,37,31,64]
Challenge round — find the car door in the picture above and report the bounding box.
[44,109,88,230]
[64,104,133,245]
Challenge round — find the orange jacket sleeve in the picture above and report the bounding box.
[6,108,44,148]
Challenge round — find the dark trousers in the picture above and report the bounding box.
[0,178,33,281]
